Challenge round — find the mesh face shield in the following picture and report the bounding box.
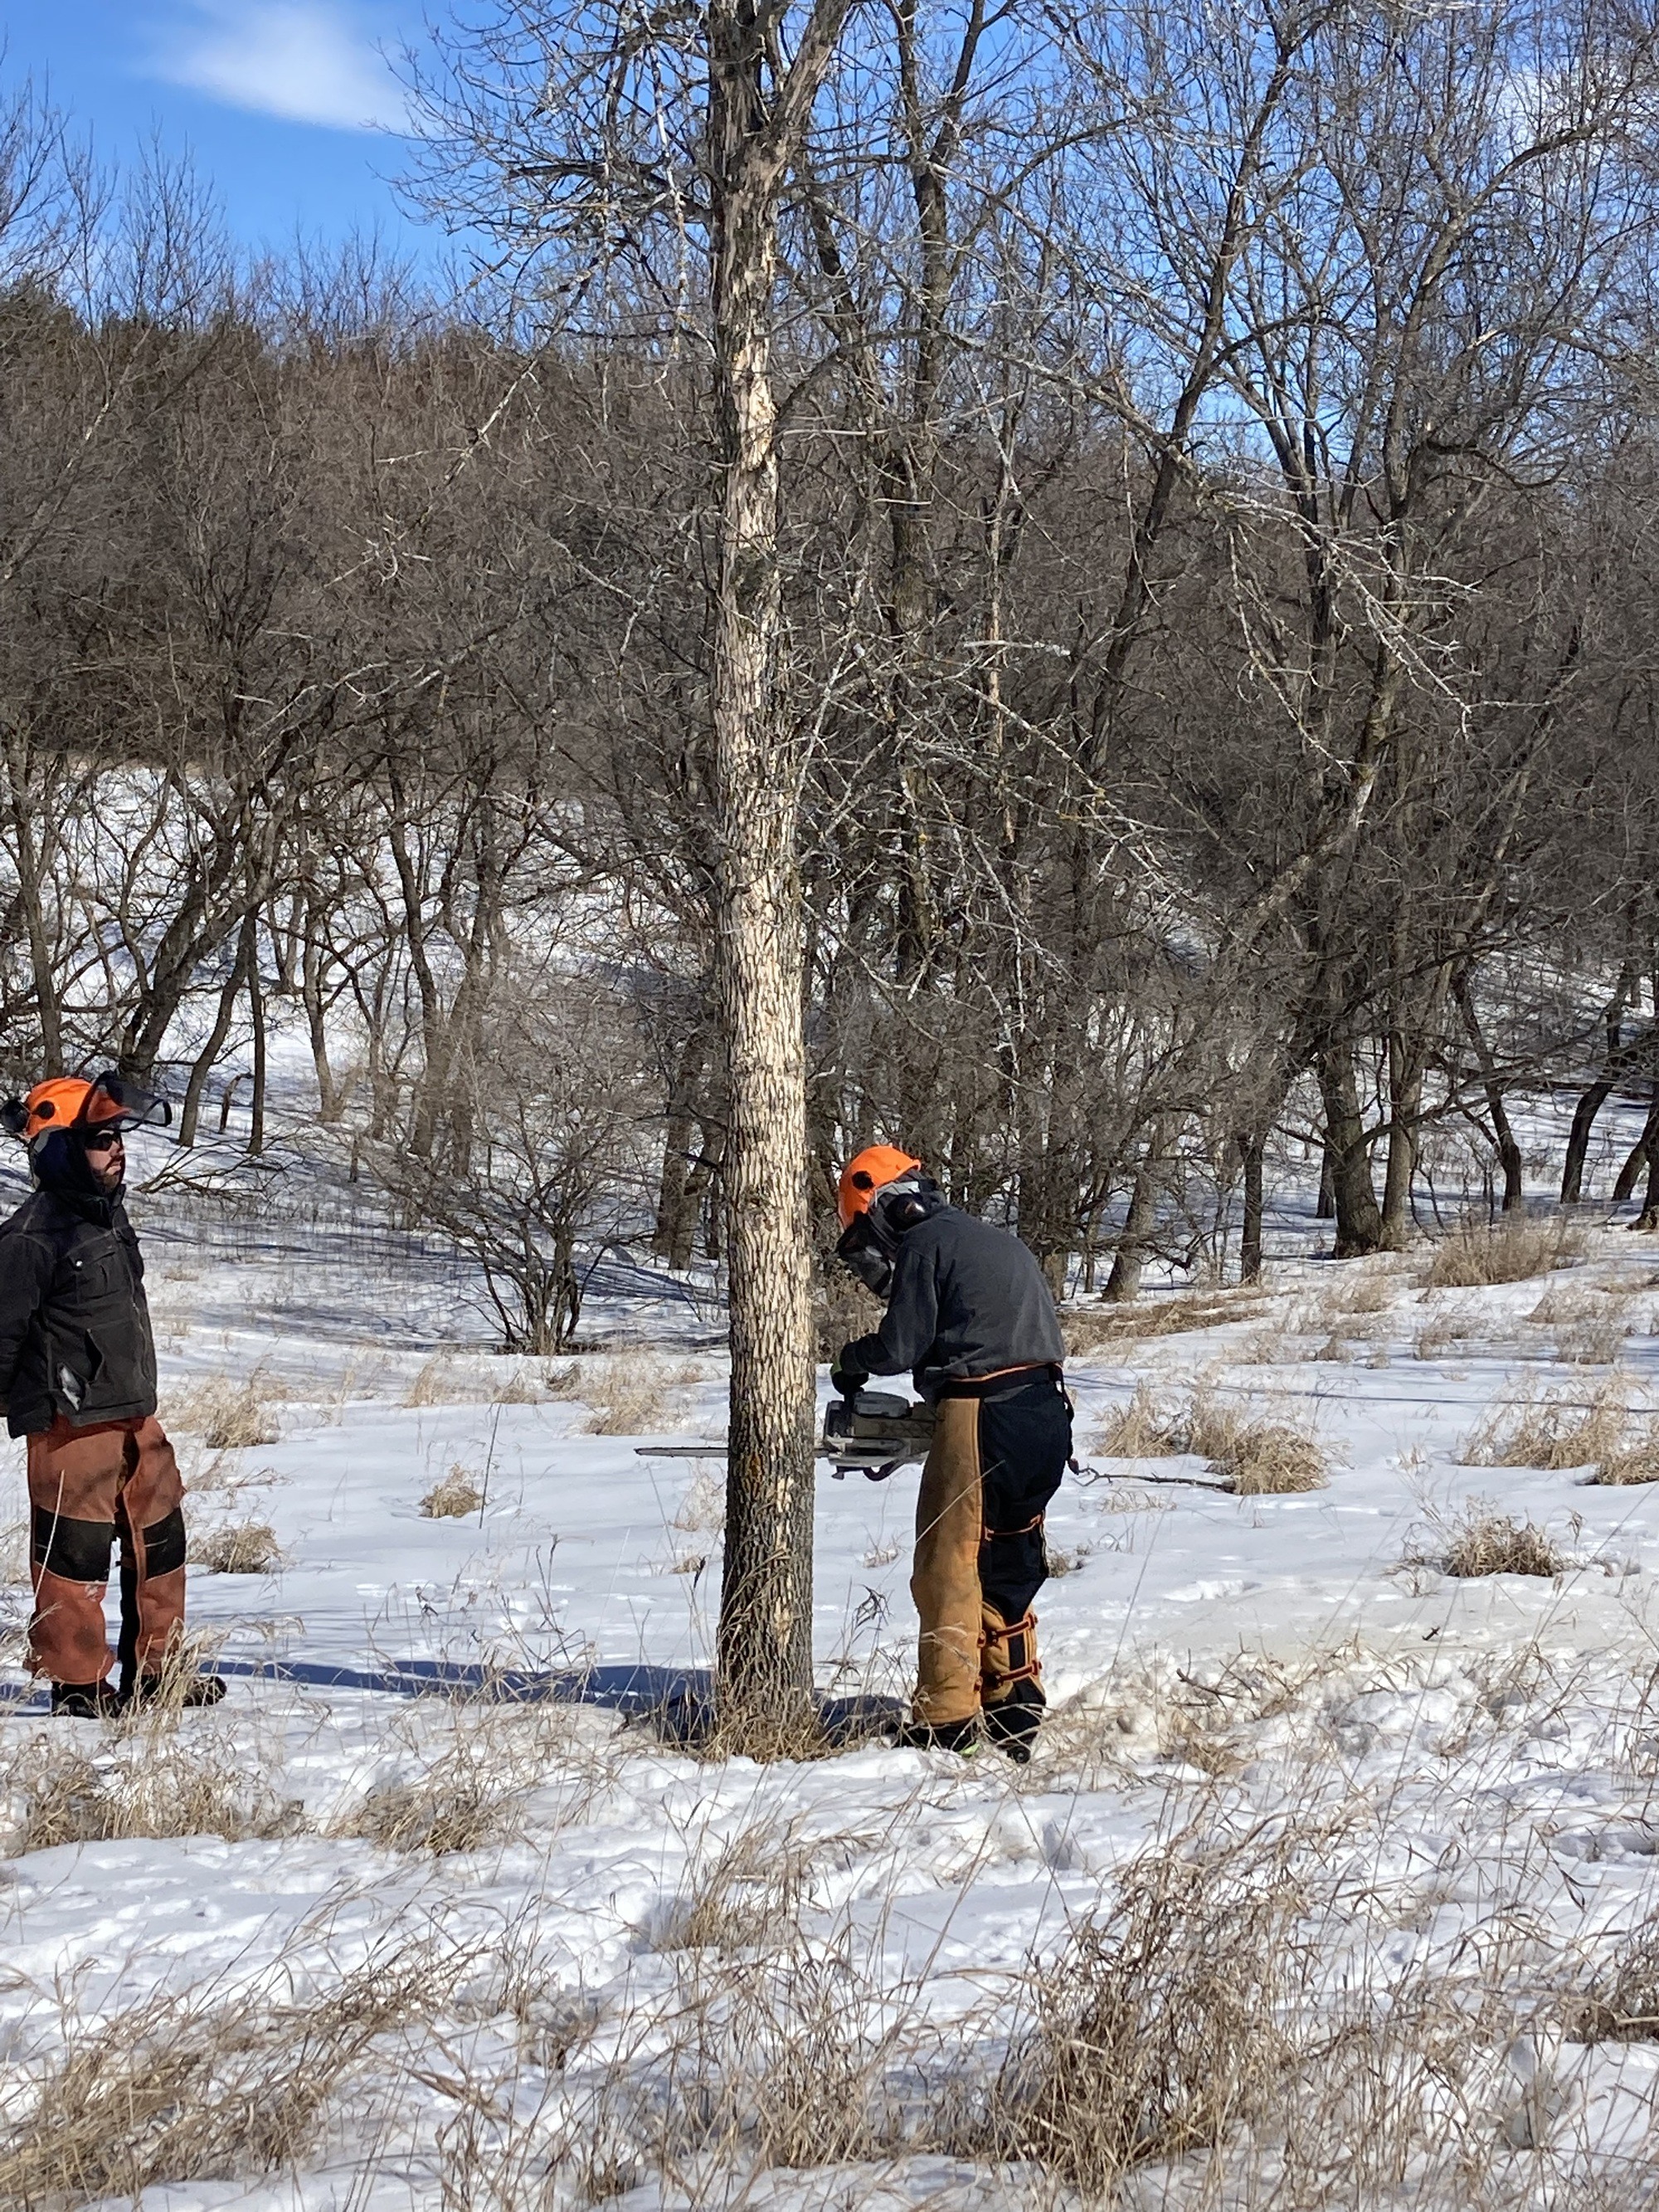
[80,1072,172,1135]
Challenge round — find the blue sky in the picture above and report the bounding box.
[2,2,443,264]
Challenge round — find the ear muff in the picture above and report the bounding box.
[0,1098,27,1139]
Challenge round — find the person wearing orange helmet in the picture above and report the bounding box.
[832,1144,1070,1761]
[0,1072,223,1717]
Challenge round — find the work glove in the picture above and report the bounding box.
[830,1349,869,1403]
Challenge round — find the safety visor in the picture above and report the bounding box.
[80,1072,172,1135]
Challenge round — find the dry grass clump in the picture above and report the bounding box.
[0,1938,446,2206]
[1422,1211,1584,1289]
[5,1727,299,1855]
[1092,1384,1327,1491]
[1093,1382,1185,1457]
[336,1708,603,1855]
[1413,1315,1477,1360]
[1415,1501,1567,1579]
[671,1470,725,1534]
[581,1359,697,1437]
[1462,1376,1635,1471]
[188,1518,282,1573]
[1185,1392,1329,1494]
[420,1466,485,1519]
[1007,1831,1302,2193]
[1064,1291,1267,1354]
[1573,1923,1659,2043]
[167,1374,280,1449]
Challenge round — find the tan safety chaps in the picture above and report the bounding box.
[910,1369,1070,1729]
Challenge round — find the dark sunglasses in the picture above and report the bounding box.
[81,1128,124,1154]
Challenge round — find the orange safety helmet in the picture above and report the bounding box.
[836,1145,924,1229]
[1,1072,170,1145]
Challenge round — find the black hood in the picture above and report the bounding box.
[835,1176,946,1299]
[29,1129,119,1223]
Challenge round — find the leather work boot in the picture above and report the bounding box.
[50,1680,122,1719]
[891,1714,982,1756]
[983,1678,1045,1763]
[120,1672,228,1713]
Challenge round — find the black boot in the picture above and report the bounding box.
[120,1672,227,1712]
[51,1680,122,1719]
[891,1713,982,1755]
[983,1679,1045,1763]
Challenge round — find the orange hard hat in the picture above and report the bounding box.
[18,1078,116,1144]
[837,1145,923,1228]
[2,1072,170,1145]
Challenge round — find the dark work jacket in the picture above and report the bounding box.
[841,1203,1067,1403]
[0,1184,158,1437]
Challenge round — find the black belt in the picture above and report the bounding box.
[936,1361,1065,1401]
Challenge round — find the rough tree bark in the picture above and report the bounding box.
[708,0,858,1746]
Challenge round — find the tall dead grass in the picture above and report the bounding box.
[333,1705,610,1856]
[1064,1291,1267,1354]
[0,1935,453,2207]
[2,1720,300,1855]
[1093,1383,1329,1492]
[167,1373,280,1449]
[187,1517,283,1573]
[1462,1376,1659,1482]
[1422,1212,1584,1289]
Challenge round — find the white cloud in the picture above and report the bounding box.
[147,3,411,134]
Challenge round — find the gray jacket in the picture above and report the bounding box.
[841,1203,1066,1401]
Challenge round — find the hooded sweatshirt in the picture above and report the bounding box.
[839,1189,1066,1402]
[0,1137,158,1437]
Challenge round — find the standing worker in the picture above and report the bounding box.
[0,1072,223,1716]
[831,1145,1071,1761]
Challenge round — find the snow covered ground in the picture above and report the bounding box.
[5,1119,1659,2206]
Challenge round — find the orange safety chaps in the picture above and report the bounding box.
[26,1414,187,1685]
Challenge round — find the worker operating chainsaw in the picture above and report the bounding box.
[830,1145,1072,1762]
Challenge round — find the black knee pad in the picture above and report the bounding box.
[139,1509,187,1578]
[33,1507,114,1583]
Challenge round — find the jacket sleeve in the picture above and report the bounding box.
[0,1228,56,1407]
[842,1237,940,1377]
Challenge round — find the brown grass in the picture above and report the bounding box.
[0,1937,451,2206]
[167,1374,280,1449]
[5,1725,299,1855]
[1063,1291,1267,1354]
[1093,1383,1328,1490]
[1093,1382,1184,1457]
[1007,1827,1303,2193]
[420,1466,485,1519]
[333,1706,606,1856]
[581,1359,697,1436]
[1421,1212,1584,1289]
[188,1518,282,1573]
[1413,1502,1567,1579]
[1462,1377,1637,1472]
[1186,1391,1330,1493]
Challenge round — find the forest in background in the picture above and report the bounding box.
[5,0,1659,1361]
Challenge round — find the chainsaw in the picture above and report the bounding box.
[634,1388,934,1480]
[820,1388,935,1480]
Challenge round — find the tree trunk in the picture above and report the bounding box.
[1618,1087,1659,1208]
[1455,973,1523,1211]
[1103,1125,1164,1302]
[178,912,255,1147]
[654,1029,708,1267]
[247,938,267,1158]
[1239,1131,1265,1285]
[708,0,854,1747]
[1316,1142,1336,1220]
[1562,975,1637,1203]
[1316,1044,1384,1257]
[1379,1035,1422,1248]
